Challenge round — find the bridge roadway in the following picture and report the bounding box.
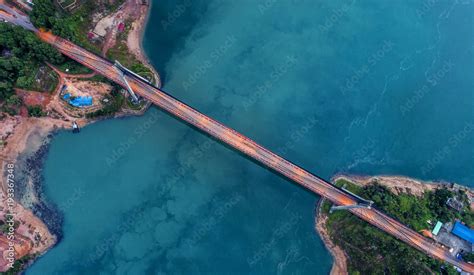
[35,30,474,272]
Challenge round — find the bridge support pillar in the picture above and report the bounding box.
[329,202,373,213]
[329,185,374,213]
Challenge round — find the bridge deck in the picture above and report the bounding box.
[36,30,474,273]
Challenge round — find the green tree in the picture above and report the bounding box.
[27,105,45,117]
[0,81,13,100]
[30,0,57,29]
[0,24,64,101]
[428,188,456,222]
[6,95,22,106]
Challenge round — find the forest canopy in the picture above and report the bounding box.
[0,24,63,101]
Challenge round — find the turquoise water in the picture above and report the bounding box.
[28,0,473,274]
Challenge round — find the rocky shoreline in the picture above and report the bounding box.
[315,174,474,275]
[0,118,61,271]
[314,198,347,275]
[0,1,158,272]
[15,131,63,240]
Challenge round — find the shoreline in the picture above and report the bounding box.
[0,118,66,271]
[0,1,158,272]
[0,102,152,268]
[315,174,474,275]
[332,173,474,199]
[4,1,472,273]
[314,199,348,275]
[15,130,64,240]
[126,0,162,88]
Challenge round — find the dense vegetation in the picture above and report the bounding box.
[56,59,93,75]
[27,105,46,117]
[30,0,152,77]
[1,0,149,118]
[323,179,473,274]
[31,0,124,54]
[2,95,22,115]
[31,0,94,48]
[363,183,473,230]
[0,24,63,98]
[0,24,63,114]
[86,85,124,118]
[105,19,154,81]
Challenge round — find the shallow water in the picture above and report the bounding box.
[28,0,473,274]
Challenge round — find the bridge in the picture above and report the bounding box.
[1,6,473,273]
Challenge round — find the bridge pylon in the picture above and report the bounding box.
[329,202,373,213]
[114,60,151,84]
[329,185,374,213]
[114,61,139,103]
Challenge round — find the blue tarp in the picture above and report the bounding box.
[69,96,93,107]
[452,221,474,244]
[63,93,71,100]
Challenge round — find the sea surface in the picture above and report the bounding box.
[28,0,473,274]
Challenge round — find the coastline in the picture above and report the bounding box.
[126,0,161,88]
[315,174,474,274]
[0,118,67,271]
[0,2,158,272]
[5,2,471,273]
[332,173,474,201]
[314,199,348,275]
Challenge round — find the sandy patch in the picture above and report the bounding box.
[315,200,348,275]
[0,0,159,272]
[0,116,67,271]
[126,1,161,87]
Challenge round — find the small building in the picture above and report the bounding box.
[87,32,96,40]
[1,49,12,58]
[117,22,125,32]
[447,197,464,212]
[432,221,443,236]
[452,221,474,244]
[57,0,78,11]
